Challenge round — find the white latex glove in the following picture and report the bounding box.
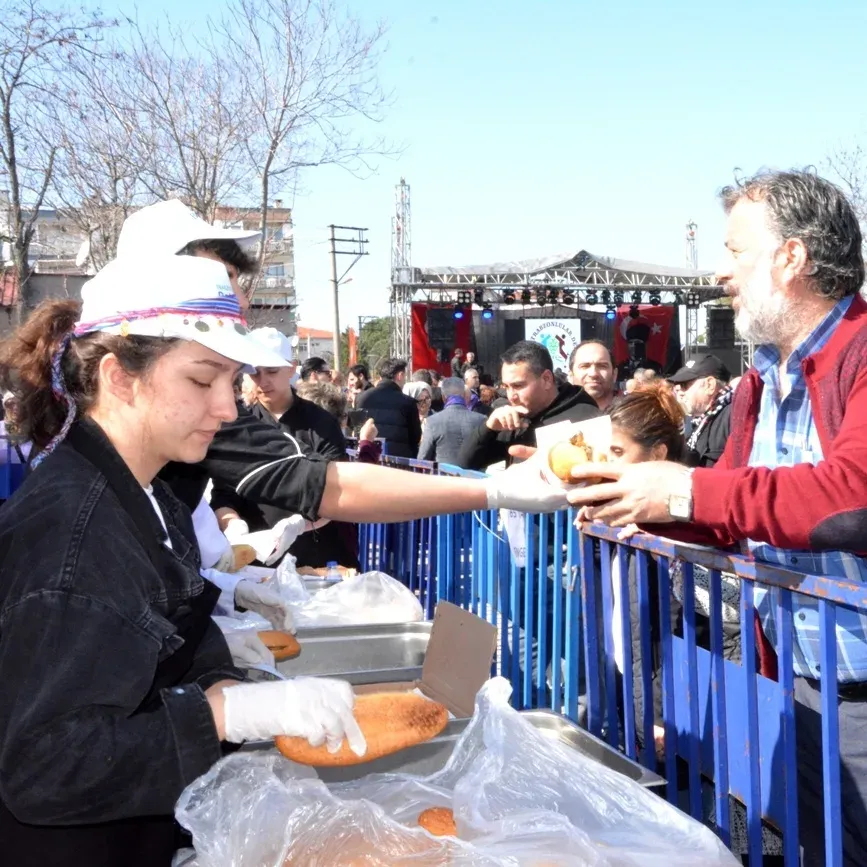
[234,579,295,633]
[223,518,250,544]
[223,631,276,668]
[222,677,367,755]
[241,514,309,566]
[265,514,308,566]
[484,452,569,514]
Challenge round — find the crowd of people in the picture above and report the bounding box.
[0,168,864,865]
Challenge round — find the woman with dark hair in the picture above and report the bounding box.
[0,255,365,865]
[597,382,686,754]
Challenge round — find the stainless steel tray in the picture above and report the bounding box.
[301,577,341,594]
[278,621,433,684]
[245,709,663,788]
[315,710,663,788]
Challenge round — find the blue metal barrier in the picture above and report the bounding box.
[0,434,26,500]
[351,453,867,865]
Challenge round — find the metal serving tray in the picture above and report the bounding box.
[301,577,341,594]
[244,709,663,789]
[314,710,663,788]
[279,621,433,684]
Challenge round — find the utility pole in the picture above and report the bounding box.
[328,224,368,373]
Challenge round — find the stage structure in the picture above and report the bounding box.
[390,178,413,360]
[392,248,725,354]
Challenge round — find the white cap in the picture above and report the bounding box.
[76,256,290,369]
[116,200,261,259]
[249,327,294,364]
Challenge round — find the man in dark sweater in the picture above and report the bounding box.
[356,358,422,458]
[459,340,599,470]
[668,354,733,468]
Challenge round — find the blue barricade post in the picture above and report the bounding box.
[348,451,862,865]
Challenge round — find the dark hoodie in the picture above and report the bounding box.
[457,383,600,471]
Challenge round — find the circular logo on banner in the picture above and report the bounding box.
[526,319,580,368]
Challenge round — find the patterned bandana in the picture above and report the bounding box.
[687,385,733,452]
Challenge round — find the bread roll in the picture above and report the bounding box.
[231,543,257,571]
[418,807,457,837]
[258,630,301,661]
[275,692,448,767]
[548,431,607,483]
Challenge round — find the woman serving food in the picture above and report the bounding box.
[0,256,367,866]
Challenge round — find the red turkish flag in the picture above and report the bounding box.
[613,305,674,370]
[347,327,358,366]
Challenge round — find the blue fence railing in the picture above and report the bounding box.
[355,453,865,867]
[0,434,27,500]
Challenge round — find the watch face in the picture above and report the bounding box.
[670,494,691,519]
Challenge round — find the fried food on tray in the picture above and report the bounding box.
[275,692,448,767]
[257,630,301,661]
[230,543,257,572]
[418,807,457,837]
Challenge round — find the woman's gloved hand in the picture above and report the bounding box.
[234,579,295,633]
[222,677,367,755]
[484,449,569,513]
[223,518,250,544]
[223,631,275,667]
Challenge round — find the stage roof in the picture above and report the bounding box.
[411,249,718,290]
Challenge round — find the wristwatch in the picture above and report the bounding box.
[667,469,695,522]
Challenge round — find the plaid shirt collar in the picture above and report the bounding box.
[753,295,854,383]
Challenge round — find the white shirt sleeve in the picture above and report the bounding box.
[191,496,233,569]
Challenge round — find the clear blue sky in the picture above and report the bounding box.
[115,0,867,332]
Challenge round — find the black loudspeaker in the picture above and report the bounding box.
[427,307,456,350]
[707,307,736,348]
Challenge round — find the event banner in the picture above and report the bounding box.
[524,318,581,371]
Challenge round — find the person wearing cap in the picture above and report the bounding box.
[210,327,359,571]
[113,201,569,523]
[667,354,733,469]
[0,255,368,865]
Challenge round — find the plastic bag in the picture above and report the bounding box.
[273,555,311,605]
[177,678,739,866]
[290,571,423,629]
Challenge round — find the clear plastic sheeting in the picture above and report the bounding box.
[176,678,738,866]
[290,570,424,629]
[214,570,424,634]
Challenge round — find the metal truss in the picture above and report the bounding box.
[409,268,719,290]
[390,284,412,360]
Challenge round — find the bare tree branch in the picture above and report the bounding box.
[0,0,114,319]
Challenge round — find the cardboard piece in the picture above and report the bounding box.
[353,601,497,719]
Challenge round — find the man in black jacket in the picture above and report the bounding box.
[459,340,599,470]
[356,358,422,459]
[668,354,733,468]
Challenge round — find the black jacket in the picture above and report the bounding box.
[685,401,732,469]
[458,383,600,470]
[210,394,359,569]
[356,380,422,459]
[0,419,243,865]
[159,403,330,519]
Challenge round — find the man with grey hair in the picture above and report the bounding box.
[418,377,484,467]
[568,169,867,863]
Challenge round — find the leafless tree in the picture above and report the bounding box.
[215,0,395,274]
[121,16,253,222]
[827,142,867,227]
[53,45,146,271]
[0,0,113,319]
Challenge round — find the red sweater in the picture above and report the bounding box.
[649,293,867,554]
